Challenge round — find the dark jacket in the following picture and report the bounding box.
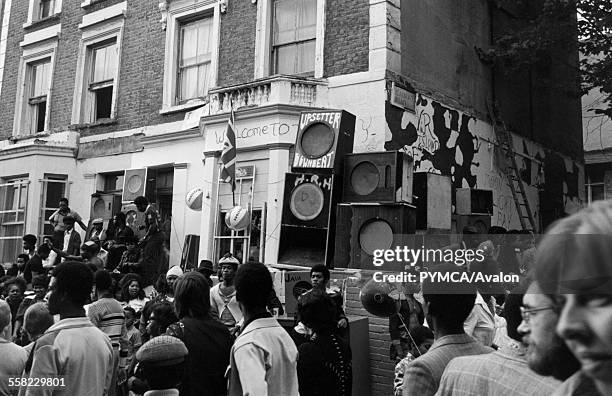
[62,229,82,256]
[23,255,44,284]
[297,331,352,396]
[166,316,232,396]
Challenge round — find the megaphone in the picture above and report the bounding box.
[359,279,401,318]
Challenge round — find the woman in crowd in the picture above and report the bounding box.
[145,301,177,338]
[120,273,148,314]
[297,289,352,396]
[166,271,231,396]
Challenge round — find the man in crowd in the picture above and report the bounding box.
[23,245,50,285]
[135,335,188,396]
[13,275,49,345]
[27,261,114,395]
[8,254,30,277]
[210,254,242,330]
[228,261,299,395]
[402,263,493,396]
[436,281,560,395]
[0,299,27,395]
[41,235,58,270]
[61,216,82,257]
[134,196,165,297]
[87,218,107,242]
[88,270,129,396]
[197,259,215,287]
[22,234,37,260]
[22,302,54,356]
[533,201,612,396]
[48,198,87,247]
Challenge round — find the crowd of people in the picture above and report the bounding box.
[0,197,611,396]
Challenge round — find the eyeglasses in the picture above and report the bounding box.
[520,306,555,323]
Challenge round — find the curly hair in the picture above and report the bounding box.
[53,261,94,306]
[120,273,145,302]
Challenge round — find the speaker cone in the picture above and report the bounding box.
[359,219,394,255]
[350,161,380,196]
[300,122,335,158]
[290,183,325,221]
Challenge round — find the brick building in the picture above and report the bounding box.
[0,1,584,394]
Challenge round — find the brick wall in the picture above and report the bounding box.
[217,0,256,87]
[324,0,369,77]
[343,275,395,396]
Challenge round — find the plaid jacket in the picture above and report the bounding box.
[402,333,493,396]
[436,348,561,396]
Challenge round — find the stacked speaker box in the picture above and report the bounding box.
[456,188,494,215]
[412,172,452,230]
[452,214,492,235]
[334,203,416,271]
[278,110,355,267]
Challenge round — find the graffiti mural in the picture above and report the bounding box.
[385,93,584,229]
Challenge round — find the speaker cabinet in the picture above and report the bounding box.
[284,271,312,317]
[279,172,338,267]
[334,203,416,271]
[122,168,147,202]
[452,214,492,235]
[413,173,452,230]
[90,193,122,221]
[343,151,414,204]
[456,188,494,215]
[292,110,355,174]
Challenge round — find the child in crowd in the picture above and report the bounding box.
[123,306,142,368]
[120,274,149,314]
[393,325,434,396]
[4,277,27,333]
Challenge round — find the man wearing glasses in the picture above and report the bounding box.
[517,280,580,382]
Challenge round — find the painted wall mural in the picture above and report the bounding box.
[384,93,584,230]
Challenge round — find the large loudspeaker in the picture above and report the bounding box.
[292,110,355,174]
[413,173,452,230]
[334,203,416,271]
[452,214,492,235]
[90,193,122,221]
[456,188,494,215]
[343,151,414,203]
[278,172,338,267]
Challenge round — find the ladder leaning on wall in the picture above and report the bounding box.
[487,100,537,232]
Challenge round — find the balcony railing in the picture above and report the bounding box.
[208,75,327,114]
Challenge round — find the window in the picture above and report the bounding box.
[177,17,213,103]
[87,40,118,121]
[272,0,316,76]
[27,59,52,134]
[103,172,124,192]
[38,0,54,20]
[25,0,62,26]
[39,175,68,240]
[72,8,125,125]
[586,171,606,203]
[161,1,220,112]
[0,178,29,265]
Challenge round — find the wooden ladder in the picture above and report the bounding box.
[487,101,537,232]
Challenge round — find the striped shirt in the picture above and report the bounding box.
[87,297,128,352]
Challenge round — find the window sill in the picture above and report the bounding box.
[159,100,207,116]
[70,119,118,129]
[23,14,61,30]
[81,0,109,8]
[9,132,50,143]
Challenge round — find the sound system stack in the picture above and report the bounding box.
[453,187,493,234]
[278,110,355,267]
[412,173,452,231]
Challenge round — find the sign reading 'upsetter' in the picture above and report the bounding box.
[299,111,342,130]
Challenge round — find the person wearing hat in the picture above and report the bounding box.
[116,235,143,274]
[210,253,242,330]
[165,265,183,293]
[196,260,214,287]
[87,218,108,243]
[134,335,188,395]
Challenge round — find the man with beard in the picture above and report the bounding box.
[26,262,114,395]
[517,280,581,382]
[436,280,561,395]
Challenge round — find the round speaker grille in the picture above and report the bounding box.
[92,198,106,218]
[350,161,380,196]
[127,174,143,194]
[359,220,394,255]
[472,220,489,235]
[299,122,335,159]
[290,183,325,221]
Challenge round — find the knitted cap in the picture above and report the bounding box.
[166,265,183,279]
[136,335,188,366]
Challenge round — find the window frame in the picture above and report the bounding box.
[176,16,214,104]
[24,0,62,26]
[254,0,325,79]
[161,0,220,114]
[13,41,57,137]
[71,17,124,125]
[0,177,30,265]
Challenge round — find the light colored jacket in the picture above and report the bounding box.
[228,317,299,396]
[464,292,496,347]
[210,284,242,326]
